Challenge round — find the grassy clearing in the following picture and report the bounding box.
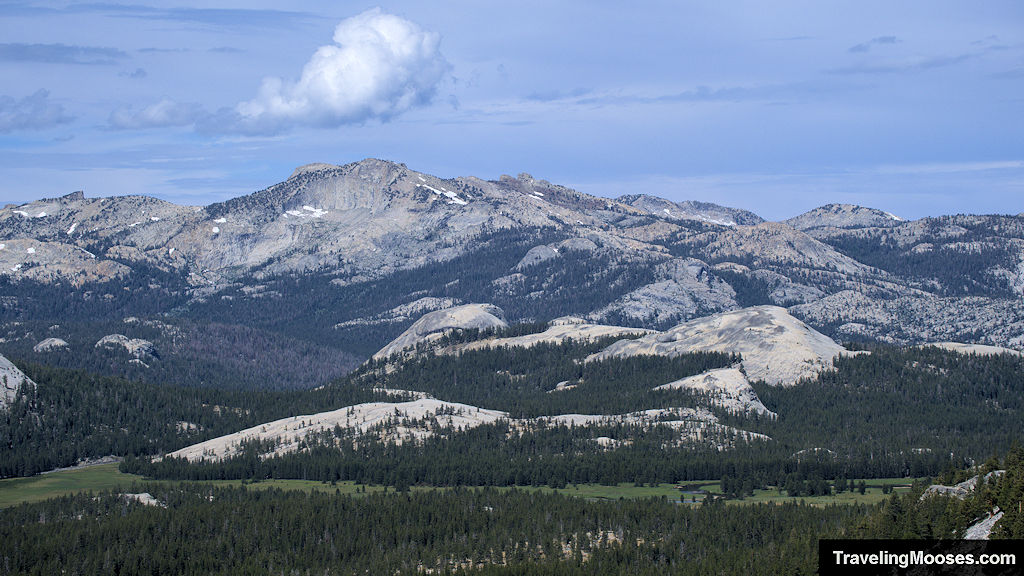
[0,466,917,509]
[0,466,404,508]
[0,464,142,508]
[738,479,915,507]
[512,482,688,501]
[514,478,918,506]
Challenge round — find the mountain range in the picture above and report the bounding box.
[2,158,1023,391]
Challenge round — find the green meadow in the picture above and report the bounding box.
[0,464,914,509]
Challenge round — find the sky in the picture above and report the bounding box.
[0,1,1022,220]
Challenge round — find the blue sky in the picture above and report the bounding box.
[0,1,1021,220]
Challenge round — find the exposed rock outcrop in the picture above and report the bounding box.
[515,245,560,270]
[1,353,34,410]
[373,304,507,360]
[964,509,1003,540]
[588,258,738,326]
[33,337,69,352]
[169,398,769,463]
[923,342,1024,357]
[590,305,854,386]
[921,470,1005,500]
[654,367,774,416]
[95,334,158,360]
[456,318,651,352]
[334,297,462,329]
[0,238,130,286]
[168,398,510,462]
[792,292,1024,349]
[619,194,764,226]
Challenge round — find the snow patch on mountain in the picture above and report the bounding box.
[417,183,467,206]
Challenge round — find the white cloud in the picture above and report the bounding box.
[232,8,448,132]
[109,99,205,129]
[0,89,73,132]
[871,160,1024,175]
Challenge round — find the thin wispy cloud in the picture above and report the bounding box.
[521,81,847,109]
[0,43,127,65]
[848,36,899,53]
[871,160,1024,175]
[137,47,190,54]
[109,99,205,129]
[66,3,316,30]
[0,89,73,133]
[829,52,977,75]
[0,3,55,17]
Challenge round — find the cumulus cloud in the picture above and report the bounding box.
[109,99,205,129]
[0,89,73,133]
[230,8,449,133]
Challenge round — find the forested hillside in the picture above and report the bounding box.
[0,363,390,477]
[858,444,1024,539]
[115,343,1024,492]
[0,485,866,575]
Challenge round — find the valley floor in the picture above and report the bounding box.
[0,463,913,509]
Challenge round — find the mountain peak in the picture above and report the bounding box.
[618,194,764,226]
[785,203,906,230]
[289,163,339,179]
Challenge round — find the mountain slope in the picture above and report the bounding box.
[1,353,33,409]
[590,305,853,386]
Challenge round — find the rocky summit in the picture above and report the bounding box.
[589,306,855,386]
